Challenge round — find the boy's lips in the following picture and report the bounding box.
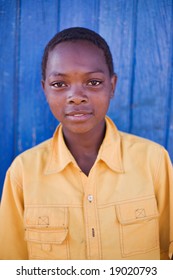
[66,110,93,121]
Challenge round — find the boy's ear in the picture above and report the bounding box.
[110,74,117,98]
[41,80,45,91]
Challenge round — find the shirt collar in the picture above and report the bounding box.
[97,116,124,173]
[45,125,76,174]
[45,116,124,174]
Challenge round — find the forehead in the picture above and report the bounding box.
[46,40,109,75]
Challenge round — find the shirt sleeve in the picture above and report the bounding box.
[155,148,173,260]
[0,165,28,260]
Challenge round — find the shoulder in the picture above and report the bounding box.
[118,131,173,190]
[107,116,170,164]
[9,137,53,174]
[107,116,167,156]
[119,130,170,165]
[119,130,164,151]
[119,131,173,176]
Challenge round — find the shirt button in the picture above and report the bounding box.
[88,194,93,202]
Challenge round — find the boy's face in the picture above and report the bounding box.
[42,40,117,135]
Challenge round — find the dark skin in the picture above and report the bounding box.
[64,119,106,175]
[42,40,117,175]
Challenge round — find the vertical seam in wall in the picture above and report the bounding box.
[129,0,138,133]
[13,0,21,158]
[56,0,60,32]
[164,2,173,149]
[95,0,100,32]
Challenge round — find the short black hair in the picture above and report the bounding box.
[41,27,114,80]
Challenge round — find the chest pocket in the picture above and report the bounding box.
[24,207,69,260]
[116,197,159,257]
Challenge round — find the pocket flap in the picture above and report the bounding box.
[25,207,68,228]
[116,197,158,225]
[25,228,68,244]
[169,242,173,259]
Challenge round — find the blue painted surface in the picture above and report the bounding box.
[0,0,173,197]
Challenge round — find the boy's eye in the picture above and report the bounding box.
[51,81,67,88]
[87,80,102,86]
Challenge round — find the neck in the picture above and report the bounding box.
[62,120,106,175]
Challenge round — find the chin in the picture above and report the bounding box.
[69,127,92,134]
[64,123,95,135]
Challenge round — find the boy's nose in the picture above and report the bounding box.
[67,86,88,104]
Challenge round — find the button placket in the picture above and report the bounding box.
[79,170,100,259]
[86,177,100,259]
[88,194,93,203]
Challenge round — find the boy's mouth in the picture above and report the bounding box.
[66,110,92,121]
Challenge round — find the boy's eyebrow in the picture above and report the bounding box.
[86,70,105,74]
[48,70,105,78]
[48,72,68,78]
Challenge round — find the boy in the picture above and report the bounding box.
[0,27,172,260]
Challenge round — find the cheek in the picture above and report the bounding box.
[94,93,111,114]
[46,97,64,119]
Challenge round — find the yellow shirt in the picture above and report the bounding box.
[0,117,173,260]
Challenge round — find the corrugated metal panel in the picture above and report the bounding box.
[0,0,172,197]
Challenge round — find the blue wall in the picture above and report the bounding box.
[0,0,173,197]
